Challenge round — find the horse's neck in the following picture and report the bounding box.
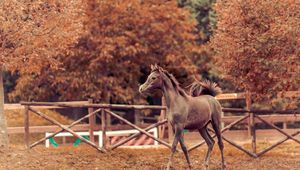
[163,87,176,108]
[161,76,184,109]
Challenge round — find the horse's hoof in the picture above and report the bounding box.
[166,162,174,170]
[204,163,209,170]
[222,164,227,170]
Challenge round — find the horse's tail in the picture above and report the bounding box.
[189,80,222,97]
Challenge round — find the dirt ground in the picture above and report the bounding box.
[4,109,299,169]
[0,142,299,170]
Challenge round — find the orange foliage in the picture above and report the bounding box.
[0,0,85,73]
[11,0,204,103]
[211,0,300,100]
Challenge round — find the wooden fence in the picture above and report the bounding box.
[188,107,300,157]
[4,91,300,157]
[19,102,169,152]
[13,101,299,157]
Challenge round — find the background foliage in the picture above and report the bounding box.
[178,0,216,44]
[0,0,85,72]
[9,0,210,104]
[2,0,299,106]
[211,0,300,103]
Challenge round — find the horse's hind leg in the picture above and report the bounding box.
[199,127,215,170]
[211,116,226,169]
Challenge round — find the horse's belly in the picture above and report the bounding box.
[184,122,200,129]
[184,116,210,130]
[184,109,211,129]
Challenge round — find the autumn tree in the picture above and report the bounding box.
[178,0,216,44]
[0,0,85,146]
[210,0,300,100]
[176,0,229,90]
[10,0,205,104]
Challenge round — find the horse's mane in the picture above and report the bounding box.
[163,70,188,97]
[151,65,187,98]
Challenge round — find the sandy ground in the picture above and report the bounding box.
[4,109,300,169]
[0,142,299,170]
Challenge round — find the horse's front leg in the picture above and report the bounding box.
[166,126,182,170]
[179,133,192,169]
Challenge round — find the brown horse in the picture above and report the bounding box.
[139,65,225,170]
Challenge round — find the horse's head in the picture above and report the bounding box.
[139,64,164,94]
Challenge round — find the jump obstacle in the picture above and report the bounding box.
[45,128,158,148]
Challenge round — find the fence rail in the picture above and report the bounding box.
[4,101,89,110]
[20,102,167,110]
[7,124,152,134]
[4,91,300,157]
[7,114,299,134]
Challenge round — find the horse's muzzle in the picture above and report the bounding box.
[139,85,145,94]
[139,84,149,94]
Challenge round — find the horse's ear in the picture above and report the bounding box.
[157,65,164,73]
[150,64,155,70]
[151,63,160,70]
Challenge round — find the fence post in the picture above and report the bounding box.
[101,109,107,149]
[246,91,256,153]
[106,109,111,128]
[134,109,141,126]
[283,122,287,129]
[247,92,251,137]
[23,106,29,148]
[88,99,95,144]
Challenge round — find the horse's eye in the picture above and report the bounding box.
[151,77,157,80]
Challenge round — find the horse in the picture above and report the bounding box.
[139,64,225,170]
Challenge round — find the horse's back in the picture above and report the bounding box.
[191,95,221,111]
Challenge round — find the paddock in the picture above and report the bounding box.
[3,92,300,169]
[0,142,299,170]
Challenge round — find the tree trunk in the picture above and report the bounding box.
[0,70,9,147]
